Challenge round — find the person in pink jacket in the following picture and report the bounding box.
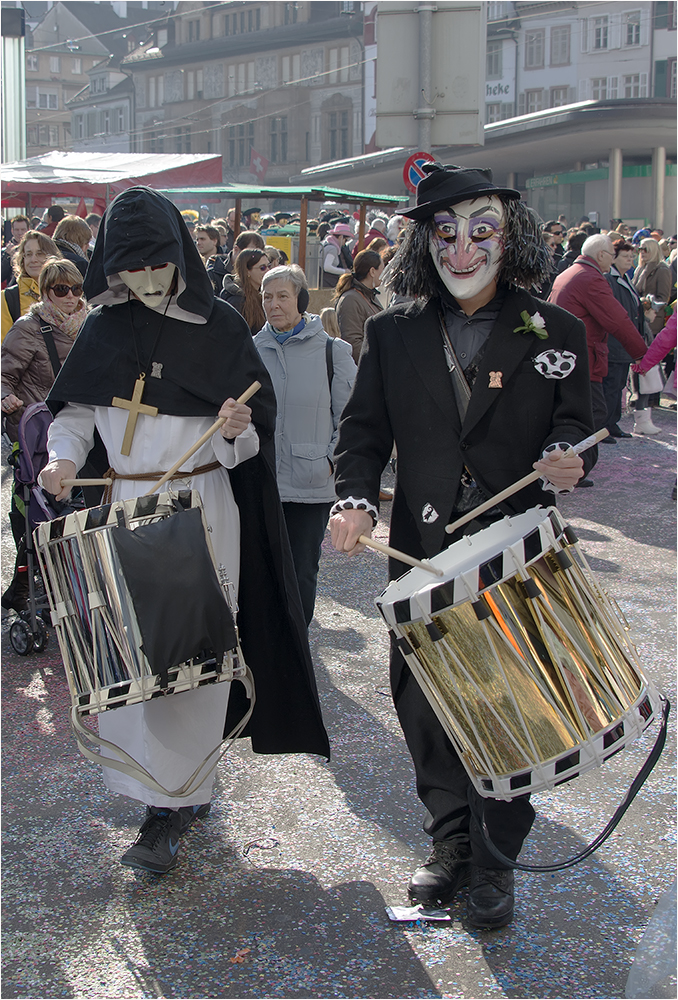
[632,311,677,390]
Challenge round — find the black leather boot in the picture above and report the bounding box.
[408,840,472,906]
[467,866,514,928]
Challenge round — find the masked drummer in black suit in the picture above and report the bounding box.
[330,164,596,928]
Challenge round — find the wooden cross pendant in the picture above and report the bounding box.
[112,376,159,456]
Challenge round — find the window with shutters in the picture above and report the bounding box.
[28,126,38,145]
[38,91,59,109]
[486,103,502,123]
[149,126,164,154]
[487,40,503,79]
[270,116,288,163]
[175,126,191,152]
[50,56,60,73]
[591,77,607,100]
[284,3,297,25]
[623,73,647,97]
[49,125,59,145]
[525,89,543,112]
[117,107,125,132]
[624,10,641,45]
[71,57,82,74]
[593,16,608,49]
[228,122,254,167]
[550,25,570,65]
[27,53,38,71]
[670,58,677,97]
[188,19,200,43]
[103,111,110,134]
[525,29,545,68]
[550,86,569,107]
[323,97,352,161]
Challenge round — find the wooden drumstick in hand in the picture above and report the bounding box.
[445,428,609,535]
[145,380,261,495]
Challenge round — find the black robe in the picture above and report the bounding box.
[47,186,330,760]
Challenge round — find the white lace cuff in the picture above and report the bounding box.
[330,496,378,526]
[540,441,575,494]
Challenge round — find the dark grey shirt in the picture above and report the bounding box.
[442,286,506,370]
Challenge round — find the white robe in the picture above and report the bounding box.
[46,402,259,807]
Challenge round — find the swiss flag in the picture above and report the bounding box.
[249,147,269,182]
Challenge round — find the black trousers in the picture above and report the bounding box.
[282,501,333,627]
[392,649,535,868]
[602,362,630,432]
[589,380,609,433]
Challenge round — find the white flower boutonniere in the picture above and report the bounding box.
[514,310,548,340]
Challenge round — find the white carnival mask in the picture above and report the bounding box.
[430,196,505,301]
[119,263,177,310]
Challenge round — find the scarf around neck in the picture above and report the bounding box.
[35,297,88,339]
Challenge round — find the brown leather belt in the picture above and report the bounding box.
[102,460,221,503]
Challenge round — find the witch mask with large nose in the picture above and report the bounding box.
[430,196,505,301]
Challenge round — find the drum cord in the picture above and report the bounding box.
[470,697,670,873]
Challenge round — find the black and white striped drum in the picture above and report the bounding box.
[376,507,662,800]
[35,490,246,717]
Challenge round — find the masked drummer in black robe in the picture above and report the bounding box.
[330,164,595,928]
[40,186,329,874]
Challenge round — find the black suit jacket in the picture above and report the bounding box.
[334,286,595,572]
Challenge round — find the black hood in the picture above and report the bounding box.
[83,186,214,323]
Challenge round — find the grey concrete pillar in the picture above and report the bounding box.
[652,146,666,231]
[608,147,623,225]
[415,3,436,153]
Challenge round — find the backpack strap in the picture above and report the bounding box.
[39,323,62,378]
[5,284,20,323]
[325,334,334,394]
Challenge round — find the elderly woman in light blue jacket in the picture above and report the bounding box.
[254,264,357,625]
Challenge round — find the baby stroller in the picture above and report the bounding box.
[4,402,82,655]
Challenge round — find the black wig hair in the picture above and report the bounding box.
[387,196,552,299]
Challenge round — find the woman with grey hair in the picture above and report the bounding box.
[253,264,357,625]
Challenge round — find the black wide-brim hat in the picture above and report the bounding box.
[402,162,520,220]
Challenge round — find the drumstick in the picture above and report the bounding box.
[444,428,609,535]
[144,381,261,496]
[358,535,444,577]
[60,478,113,487]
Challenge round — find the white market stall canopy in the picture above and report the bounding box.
[1,152,223,209]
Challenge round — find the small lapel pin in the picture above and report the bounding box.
[488,371,503,389]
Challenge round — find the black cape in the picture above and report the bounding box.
[46,187,330,760]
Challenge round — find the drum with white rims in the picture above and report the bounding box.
[376,506,662,801]
[35,489,249,717]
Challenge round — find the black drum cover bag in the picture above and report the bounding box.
[110,507,236,678]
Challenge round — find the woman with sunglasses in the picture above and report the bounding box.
[1,230,60,342]
[220,248,268,335]
[1,257,87,442]
[1,257,87,614]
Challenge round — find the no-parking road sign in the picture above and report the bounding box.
[403,151,436,194]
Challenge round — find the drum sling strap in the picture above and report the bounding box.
[438,313,503,521]
[470,697,670,872]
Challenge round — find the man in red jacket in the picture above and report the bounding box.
[549,233,647,485]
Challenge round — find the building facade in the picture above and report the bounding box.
[123,1,364,183]
[68,58,135,153]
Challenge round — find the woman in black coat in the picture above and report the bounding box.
[602,241,643,438]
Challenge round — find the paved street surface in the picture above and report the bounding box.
[2,406,676,1000]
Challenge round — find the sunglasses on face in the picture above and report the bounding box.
[50,283,83,297]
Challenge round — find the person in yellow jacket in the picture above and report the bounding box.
[1,230,59,341]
